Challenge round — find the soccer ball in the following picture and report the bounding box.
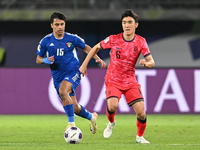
[64,127,83,144]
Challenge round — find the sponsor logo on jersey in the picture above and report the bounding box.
[116,47,122,49]
[50,43,54,46]
[66,42,72,48]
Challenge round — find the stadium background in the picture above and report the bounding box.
[0,0,200,114]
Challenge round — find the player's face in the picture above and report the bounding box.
[51,18,65,38]
[122,16,138,37]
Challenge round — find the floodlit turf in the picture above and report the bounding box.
[0,114,200,150]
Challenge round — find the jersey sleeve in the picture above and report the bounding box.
[100,35,112,50]
[74,34,86,49]
[37,38,47,57]
[141,38,151,58]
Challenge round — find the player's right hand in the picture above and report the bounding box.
[95,59,106,69]
[42,55,55,64]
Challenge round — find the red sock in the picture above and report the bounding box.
[137,118,147,137]
[106,108,116,123]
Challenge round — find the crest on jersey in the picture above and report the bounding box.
[133,46,138,53]
[66,42,72,48]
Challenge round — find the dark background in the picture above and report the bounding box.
[0,20,197,67]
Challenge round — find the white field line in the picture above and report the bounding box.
[1,143,200,146]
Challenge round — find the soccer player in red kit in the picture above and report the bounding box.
[80,9,155,143]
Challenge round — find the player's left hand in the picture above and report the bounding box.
[95,59,106,69]
[79,65,87,77]
[139,59,147,67]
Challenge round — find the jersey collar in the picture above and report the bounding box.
[122,32,135,42]
[53,32,65,40]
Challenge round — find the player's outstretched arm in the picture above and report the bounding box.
[80,43,102,76]
[83,44,106,69]
[139,55,155,68]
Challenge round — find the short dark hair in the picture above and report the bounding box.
[121,10,139,23]
[50,12,67,23]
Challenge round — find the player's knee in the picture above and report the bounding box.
[59,90,67,98]
[107,99,118,112]
[108,105,118,112]
[59,88,70,99]
[137,111,146,120]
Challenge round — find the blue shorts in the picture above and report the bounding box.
[54,70,81,101]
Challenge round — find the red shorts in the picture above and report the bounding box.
[105,83,144,106]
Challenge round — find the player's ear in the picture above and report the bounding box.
[50,23,53,29]
[135,22,139,28]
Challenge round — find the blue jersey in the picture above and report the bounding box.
[37,32,86,83]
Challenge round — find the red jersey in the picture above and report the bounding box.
[100,33,151,89]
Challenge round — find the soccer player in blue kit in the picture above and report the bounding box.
[36,12,106,134]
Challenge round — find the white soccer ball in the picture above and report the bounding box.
[64,127,83,144]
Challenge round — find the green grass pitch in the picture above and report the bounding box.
[0,114,200,150]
